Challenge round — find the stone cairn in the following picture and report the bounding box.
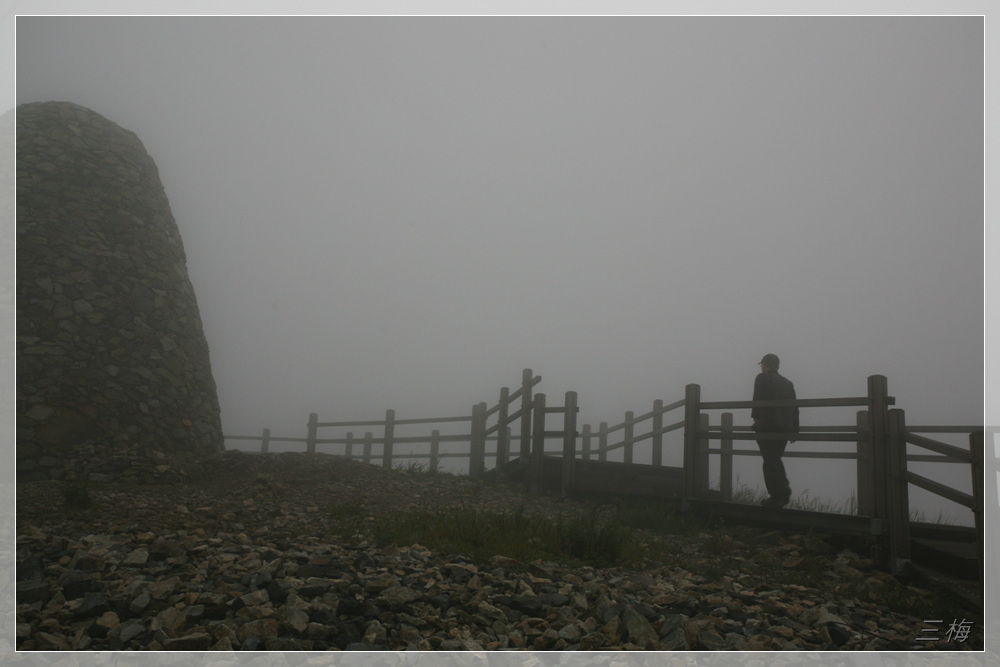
[16,101,223,483]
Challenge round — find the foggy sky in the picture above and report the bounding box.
[15,15,984,519]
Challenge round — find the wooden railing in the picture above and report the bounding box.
[225,429,307,453]
[686,377,890,507]
[579,398,687,465]
[681,376,981,575]
[224,370,983,576]
[527,391,579,496]
[887,409,983,582]
[569,375,981,575]
[225,370,542,477]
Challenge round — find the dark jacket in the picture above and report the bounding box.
[752,370,799,433]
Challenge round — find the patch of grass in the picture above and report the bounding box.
[325,500,373,540]
[612,498,706,536]
[61,480,93,509]
[731,479,856,514]
[393,461,429,475]
[558,511,633,565]
[328,500,368,521]
[908,508,951,524]
[730,477,951,523]
[327,467,977,621]
[391,461,465,478]
[362,502,634,568]
[832,573,945,618]
[333,490,718,571]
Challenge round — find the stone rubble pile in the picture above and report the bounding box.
[15,452,982,652]
[16,526,937,652]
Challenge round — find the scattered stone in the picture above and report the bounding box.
[622,607,657,648]
[122,547,149,566]
[15,451,984,652]
[379,584,423,607]
[16,580,51,605]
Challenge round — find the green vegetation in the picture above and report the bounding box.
[324,485,714,571]
[333,501,639,568]
[833,574,940,616]
[60,480,93,509]
[729,477,949,523]
[321,470,975,619]
[392,461,428,474]
[391,461,458,476]
[729,476,856,513]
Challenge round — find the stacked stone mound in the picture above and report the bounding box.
[16,101,223,482]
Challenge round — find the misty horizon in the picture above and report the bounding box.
[15,15,984,523]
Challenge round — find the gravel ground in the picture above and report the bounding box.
[14,450,985,652]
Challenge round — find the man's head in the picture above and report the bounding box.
[758,353,780,371]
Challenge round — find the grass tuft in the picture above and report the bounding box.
[393,461,429,475]
[321,467,976,620]
[61,480,93,509]
[729,476,946,522]
[358,503,635,568]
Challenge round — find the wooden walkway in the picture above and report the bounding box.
[501,453,982,588]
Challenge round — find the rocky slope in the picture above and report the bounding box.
[15,451,983,651]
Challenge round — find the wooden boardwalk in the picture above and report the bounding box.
[501,453,982,586]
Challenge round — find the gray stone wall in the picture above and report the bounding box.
[16,101,223,482]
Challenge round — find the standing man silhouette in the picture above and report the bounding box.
[752,353,799,508]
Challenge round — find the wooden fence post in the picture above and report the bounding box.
[683,384,701,499]
[345,432,354,461]
[261,428,270,454]
[530,393,546,494]
[582,424,592,461]
[497,427,510,469]
[885,408,911,574]
[470,402,487,479]
[867,375,890,566]
[698,413,710,500]
[599,422,608,462]
[624,411,635,465]
[652,400,664,467]
[430,430,440,474]
[520,369,534,460]
[856,410,873,516]
[496,387,510,468]
[363,432,373,465]
[382,409,395,469]
[971,429,984,588]
[561,391,578,498]
[306,413,318,455]
[720,413,733,502]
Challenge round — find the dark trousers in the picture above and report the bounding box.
[756,438,791,500]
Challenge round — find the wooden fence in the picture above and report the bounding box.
[223,370,983,576]
[226,369,543,477]
[674,376,982,576]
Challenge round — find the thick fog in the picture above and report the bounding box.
[16,16,984,521]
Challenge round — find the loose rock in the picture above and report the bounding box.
[15,451,984,652]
